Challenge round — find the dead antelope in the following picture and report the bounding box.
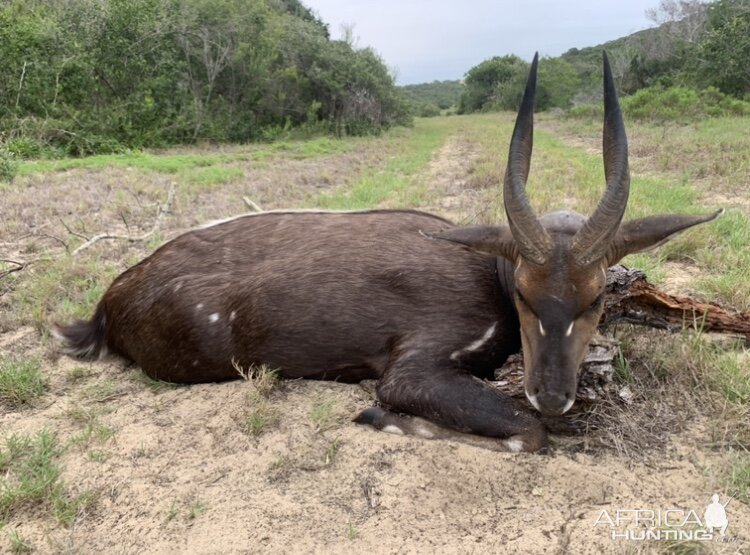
[54,53,719,452]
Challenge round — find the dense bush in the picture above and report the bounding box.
[567,85,750,122]
[0,0,411,156]
[400,80,463,115]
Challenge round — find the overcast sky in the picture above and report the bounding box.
[303,0,659,84]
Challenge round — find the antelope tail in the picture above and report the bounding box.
[51,303,108,360]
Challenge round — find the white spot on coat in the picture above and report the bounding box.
[414,425,435,439]
[382,425,404,436]
[229,311,237,322]
[174,281,183,292]
[196,303,204,311]
[565,322,574,337]
[505,438,524,453]
[209,313,220,323]
[450,323,498,360]
[538,321,546,336]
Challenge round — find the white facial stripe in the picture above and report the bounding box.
[565,322,574,337]
[538,321,546,336]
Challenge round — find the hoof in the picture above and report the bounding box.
[353,406,386,427]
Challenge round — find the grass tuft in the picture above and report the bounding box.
[310,398,338,433]
[0,358,46,407]
[7,529,33,553]
[0,429,94,526]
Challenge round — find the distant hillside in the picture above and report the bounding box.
[456,0,750,113]
[560,25,676,101]
[400,81,464,116]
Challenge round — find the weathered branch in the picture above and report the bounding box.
[72,183,176,256]
[601,265,750,338]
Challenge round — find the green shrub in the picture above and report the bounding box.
[4,138,43,159]
[566,85,750,122]
[0,149,18,183]
[418,103,441,117]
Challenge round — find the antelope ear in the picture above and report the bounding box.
[423,225,517,261]
[607,210,722,265]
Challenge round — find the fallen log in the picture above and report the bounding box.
[491,264,750,403]
[601,265,750,337]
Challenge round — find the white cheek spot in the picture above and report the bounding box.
[538,321,546,336]
[208,313,220,323]
[196,303,204,311]
[229,311,237,322]
[505,438,524,453]
[381,425,404,436]
[565,322,574,337]
[174,281,183,293]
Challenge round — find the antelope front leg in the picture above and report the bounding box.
[356,355,547,452]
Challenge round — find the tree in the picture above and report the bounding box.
[458,55,527,113]
[697,0,750,95]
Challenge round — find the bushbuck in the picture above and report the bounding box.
[54,53,719,452]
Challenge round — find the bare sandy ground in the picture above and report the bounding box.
[1,131,748,554]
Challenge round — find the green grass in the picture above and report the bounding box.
[0,358,46,407]
[0,429,94,526]
[725,452,750,504]
[183,166,245,189]
[130,372,181,393]
[68,421,115,450]
[310,398,337,432]
[187,499,207,520]
[6,528,33,553]
[235,362,280,437]
[244,406,278,436]
[17,136,352,177]
[313,119,457,210]
[12,256,120,332]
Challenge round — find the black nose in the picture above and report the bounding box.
[527,388,575,416]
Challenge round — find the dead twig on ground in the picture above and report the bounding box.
[242,196,263,212]
[71,183,176,256]
[0,258,29,279]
